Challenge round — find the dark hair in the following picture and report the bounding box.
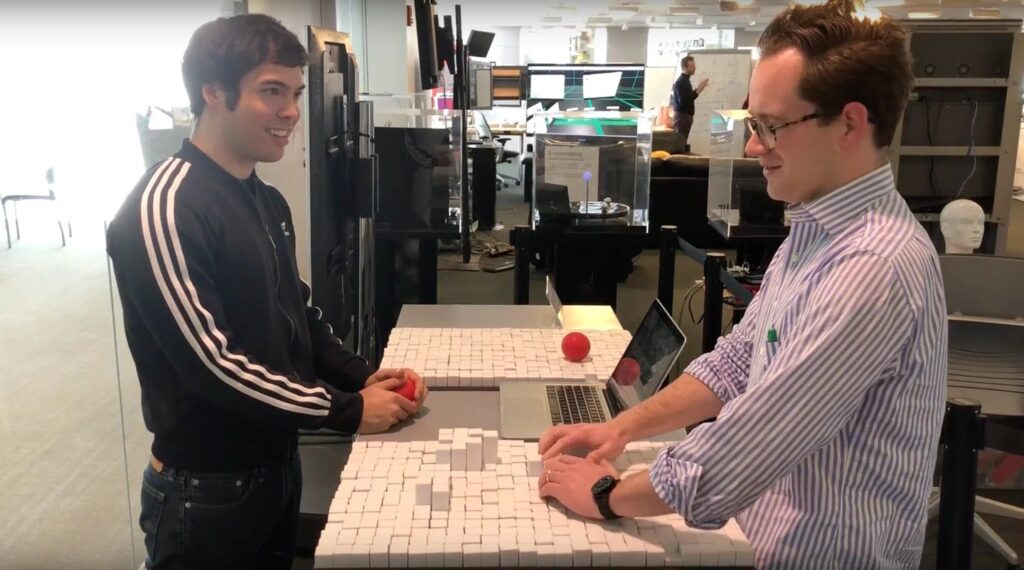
[757,0,912,148]
[182,13,308,117]
[681,56,695,69]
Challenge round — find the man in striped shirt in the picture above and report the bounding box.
[538,1,947,567]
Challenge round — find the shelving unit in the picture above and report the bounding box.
[491,66,526,101]
[890,19,1024,255]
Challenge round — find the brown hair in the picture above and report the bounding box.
[757,0,912,148]
[182,14,308,117]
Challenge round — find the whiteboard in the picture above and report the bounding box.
[643,66,678,111]
[687,50,753,156]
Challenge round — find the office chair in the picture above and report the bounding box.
[473,111,521,187]
[928,254,1024,568]
[2,167,71,249]
[494,136,521,187]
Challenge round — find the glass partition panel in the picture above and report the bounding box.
[0,217,137,567]
[707,157,790,239]
[532,110,652,230]
[368,95,467,232]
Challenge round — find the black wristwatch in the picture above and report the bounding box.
[591,475,622,520]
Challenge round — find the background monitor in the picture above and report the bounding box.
[530,74,566,100]
[466,30,495,58]
[528,64,645,112]
[413,0,440,89]
[435,15,455,74]
[582,71,622,99]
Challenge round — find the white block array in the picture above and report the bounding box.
[316,430,753,568]
[379,328,633,388]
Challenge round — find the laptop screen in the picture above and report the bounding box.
[608,300,686,410]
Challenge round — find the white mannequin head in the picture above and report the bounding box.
[939,199,985,254]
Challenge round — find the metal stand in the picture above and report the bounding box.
[657,226,677,313]
[701,252,727,354]
[937,398,986,570]
[512,225,530,305]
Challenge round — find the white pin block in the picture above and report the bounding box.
[591,543,611,567]
[483,430,499,465]
[663,547,684,566]
[369,543,390,568]
[314,541,333,568]
[466,437,483,471]
[452,443,467,471]
[499,541,519,567]
[463,544,482,567]
[437,446,452,467]
[479,545,500,568]
[432,484,450,512]
[414,477,432,507]
[645,543,667,567]
[444,550,462,567]
[552,542,574,567]
[348,544,371,568]
[407,543,428,567]
[389,544,409,569]
[425,544,445,568]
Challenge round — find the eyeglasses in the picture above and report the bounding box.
[744,112,822,150]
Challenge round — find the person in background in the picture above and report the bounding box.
[106,14,427,569]
[670,55,710,145]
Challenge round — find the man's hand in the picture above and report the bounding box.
[364,368,405,387]
[539,422,629,463]
[364,368,429,407]
[403,369,429,406]
[697,78,710,92]
[538,455,620,520]
[357,378,418,434]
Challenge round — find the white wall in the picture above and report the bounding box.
[606,27,647,64]
[249,0,336,282]
[735,29,762,48]
[363,0,413,94]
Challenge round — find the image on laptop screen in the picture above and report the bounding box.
[609,300,685,408]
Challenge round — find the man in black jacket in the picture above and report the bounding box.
[107,14,426,569]
[670,55,710,145]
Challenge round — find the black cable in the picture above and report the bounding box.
[955,99,979,199]
[923,95,939,197]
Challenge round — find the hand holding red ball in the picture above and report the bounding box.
[561,332,591,362]
[390,373,418,401]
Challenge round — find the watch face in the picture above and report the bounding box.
[592,475,615,495]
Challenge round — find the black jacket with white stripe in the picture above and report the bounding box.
[107,139,371,471]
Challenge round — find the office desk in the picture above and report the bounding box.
[299,304,753,568]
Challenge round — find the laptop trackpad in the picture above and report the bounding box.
[500,396,551,440]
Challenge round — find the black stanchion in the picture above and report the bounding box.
[512,225,530,305]
[658,225,677,313]
[701,252,726,354]
[936,397,986,570]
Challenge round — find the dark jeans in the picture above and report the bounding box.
[139,453,302,570]
[673,113,694,145]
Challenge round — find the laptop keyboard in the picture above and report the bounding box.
[547,385,608,425]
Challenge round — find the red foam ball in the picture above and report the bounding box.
[561,332,591,362]
[613,357,641,386]
[392,378,417,401]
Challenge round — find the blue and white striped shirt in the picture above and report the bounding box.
[649,165,947,568]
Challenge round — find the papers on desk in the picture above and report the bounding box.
[544,145,600,203]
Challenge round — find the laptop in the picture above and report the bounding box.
[499,299,686,440]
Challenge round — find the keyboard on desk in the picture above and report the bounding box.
[547,385,608,425]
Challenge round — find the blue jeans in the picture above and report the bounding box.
[139,453,301,570]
